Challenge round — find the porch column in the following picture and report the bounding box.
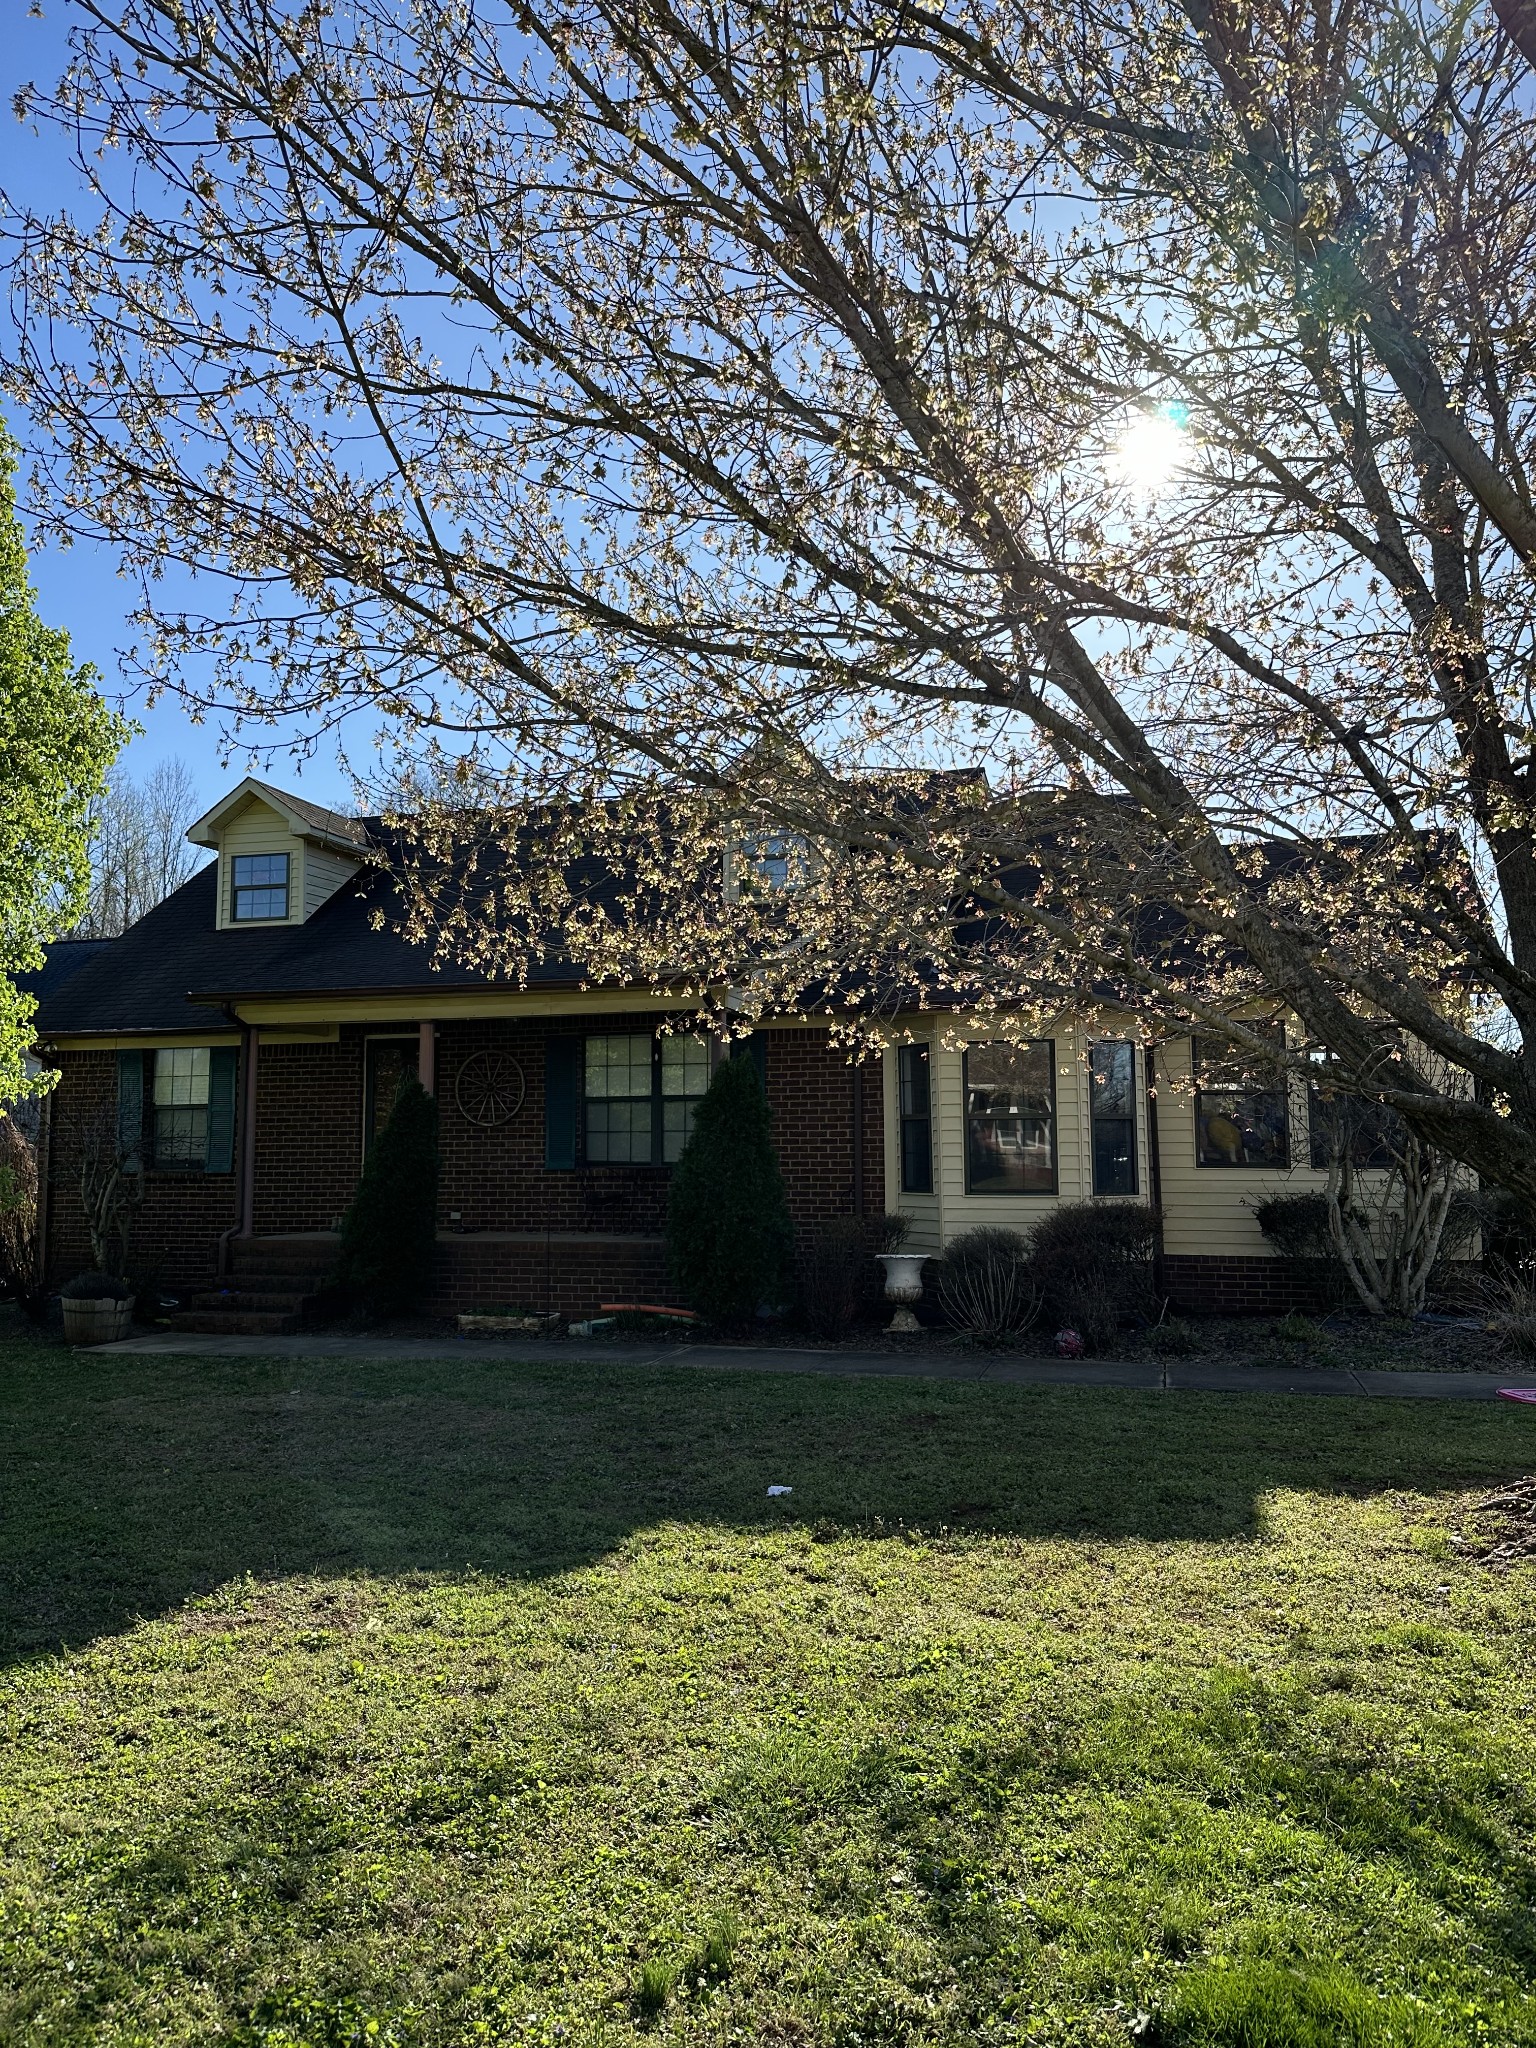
[237,1025,260,1237]
[418,1019,437,1094]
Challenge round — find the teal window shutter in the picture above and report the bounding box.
[545,1036,581,1169]
[205,1045,238,1174]
[116,1050,144,1168]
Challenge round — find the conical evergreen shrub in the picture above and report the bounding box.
[337,1076,440,1316]
[667,1052,793,1327]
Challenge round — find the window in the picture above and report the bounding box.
[231,852,289,920]
[584,1032,710,1165]
[964,1041,1056,1193]
[1194,1033,1289,1167]
[737,832,809,895]
[153,1047,210,1168]
[1090,1041,1138,1196]
[1308,1088,1399,1169]
[898,1043,933,1194]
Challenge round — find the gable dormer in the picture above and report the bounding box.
[187,778,368,931]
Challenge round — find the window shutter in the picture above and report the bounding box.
[544,1036,581,1169]
[205,1045,238,1174]
[116,1050,144,1168]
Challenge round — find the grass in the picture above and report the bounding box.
[2,1327,1536,2045]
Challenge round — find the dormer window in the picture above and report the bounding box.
[738,831,810,895]
[232,853,290,921]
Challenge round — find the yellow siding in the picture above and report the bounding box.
[303,844,361,918]
[216,798,302,930]
[214,796,360,929]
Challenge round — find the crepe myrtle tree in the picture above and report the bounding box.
[10,0,1536,1189]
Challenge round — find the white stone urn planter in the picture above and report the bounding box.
[61,1296,136,1344]
[877,1252,927,1334]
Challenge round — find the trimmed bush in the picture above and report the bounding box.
[60,1269,133,1301]
[667,1054,793,1327]
[800,1216,880,1339]
[1251,1192,1335,1262]
[1027,1202,1159,1351]
[337,1077,440,1317]
[936,1227,1038,1345]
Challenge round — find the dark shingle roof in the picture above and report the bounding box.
[30,849,589,1038]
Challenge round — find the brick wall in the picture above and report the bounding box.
[253,1037,363,1231]
[426,1232,670,1316]
[43,1020,888,1306]
[42,1050,239,1293]
[1161,1254,1336,1316]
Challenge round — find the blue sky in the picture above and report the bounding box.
[1,4,357,815]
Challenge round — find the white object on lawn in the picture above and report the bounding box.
[767,1485,793,1497]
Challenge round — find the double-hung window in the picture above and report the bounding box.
[153,1047,211,1169]
[897,1043,933,1193]
[1194,1032,1290,1167]
[584,1033,711,1165]
[964,1041,1056,1193]
[231,853,289,921]
[1090,1041,1138,1195]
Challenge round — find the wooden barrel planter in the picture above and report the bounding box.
[61,1296,136,1344]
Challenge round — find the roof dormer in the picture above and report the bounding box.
[187,778,367,931]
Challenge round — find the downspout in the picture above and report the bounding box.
[217,1012,256,1278]
[33,1078,52,1299]
[851,1062,865,1217]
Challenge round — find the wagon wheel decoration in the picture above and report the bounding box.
[454,1050,526,1127]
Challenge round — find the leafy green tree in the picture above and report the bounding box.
[0,429,123,1105]
[337,1077,440,1317]
[667,1053,793,1327]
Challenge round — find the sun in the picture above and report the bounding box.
[1109,404,1192,499]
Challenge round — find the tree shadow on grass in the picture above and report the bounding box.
[1,1343,1533,1662]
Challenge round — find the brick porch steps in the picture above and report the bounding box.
[166,1235,338,1339]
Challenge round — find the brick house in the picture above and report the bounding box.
[30,777,1353,1330]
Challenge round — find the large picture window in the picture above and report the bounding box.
[152,1047,210,1168]
[898,1043,933,1194]
[231,853,290,920]
[1194,1033,1290,1167]
[1090,1041,1138,1196]
[585,1033,711,1165]
[964,1041,1056,1193]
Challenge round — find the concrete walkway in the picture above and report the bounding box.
[89,1330,1536,1402]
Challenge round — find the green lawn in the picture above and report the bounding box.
[2,1336,1536,2047]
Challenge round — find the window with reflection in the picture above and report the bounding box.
[231,852,289,920]
[1090,1041,1138,1195]
[898,1043,933,1194]
[153,1047,210,1168]
[737,832,810,894]
[584,1032,710,1165]
[964,1041,1056,1193]
[1194,1033,1290,1167]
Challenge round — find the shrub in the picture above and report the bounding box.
[667,1054,793,1327]
[336,1077,440,1317]
[1274,1311,1324,1345]
[59,1269,133,1300]
[1147,1316,1202,1357]
[1027,1202,1159,1351]
[872,1213,910,1252]
[1251,1192,1335,1262]
[801,1216,881,1339]
[936,1227,1039,1345]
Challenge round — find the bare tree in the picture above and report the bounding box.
[8,0,1536,1198]
[72,757,206,937]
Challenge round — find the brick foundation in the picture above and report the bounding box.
[1161,1254,1338,1316]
